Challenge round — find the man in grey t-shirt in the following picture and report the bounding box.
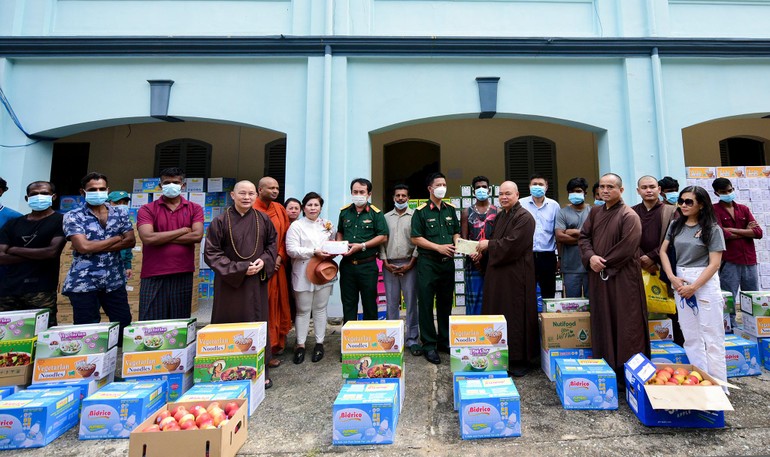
[555,177,590,298]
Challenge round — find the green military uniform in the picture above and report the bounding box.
[410,199,460,351]
[337,203,389,323]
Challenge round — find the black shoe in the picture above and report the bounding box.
[437,344,450,354]
[508,363,530,377]
[409,344,424,357]
[424,349,441,365]
[265,378,273,389]
[293,346,306,364]
[311,343,325,363]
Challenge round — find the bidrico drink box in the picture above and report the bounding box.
[648,319,674,341]
[763,339,770,370]
[123,318,197,352]
[738,291,770,316]
[650,341,689,365]
[452,371,508,410]
[449,315,507,347]
[0,387,81,449]
[543,298,589,313]
[33,346,117,383]
[27,373,114,406]
[723,335,761,377]
[449,347,509,373]
[541,347,593,382]
[332,383,399,445]
[341,320,404,353]
[457,377,521,440]
[0,309,50,341]
[79,380,167,440]
[539,312,591,349]
[196,322,267,357]
[122,343,196,377]
[179,380,252,413]
[740,312,770,338]
[127,371,193,402]
[624,353,733,428]
[0,386,21,399]
[554,359,618,410]
[36,322,119,359]
[345,374,405,413]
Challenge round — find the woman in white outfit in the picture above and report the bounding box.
[660,186,727,385]
[286,192,337,364]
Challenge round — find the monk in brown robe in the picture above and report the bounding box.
[579,173,649,384]
[205,180,277,388]
[476,181,538,377]
[254,177,292,366]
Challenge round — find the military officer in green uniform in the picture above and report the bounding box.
[337,178,389,323]
[411,172,460,364]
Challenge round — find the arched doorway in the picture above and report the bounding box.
[383,139,439,210]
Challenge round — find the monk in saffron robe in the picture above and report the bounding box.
[205,180,277,388]
[579,173,649,384]
[254,177,292,365]
[476,181,538,377]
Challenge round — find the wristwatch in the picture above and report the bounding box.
[361,242,367,252]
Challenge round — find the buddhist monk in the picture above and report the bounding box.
[205,180,277,388]
[476,181,538,377]
[579,173,649,385]
[254,176,292,366]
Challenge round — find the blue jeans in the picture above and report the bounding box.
[563,272,589,298]
[66,288,132,338]
[719,262,759,308]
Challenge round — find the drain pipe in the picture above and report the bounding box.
[321,44,332,209]
[650,47,668,177]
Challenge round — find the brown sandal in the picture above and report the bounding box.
[268,358,282,368]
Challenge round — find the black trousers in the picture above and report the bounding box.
[534,251,557,299]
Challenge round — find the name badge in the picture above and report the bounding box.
[427,218,436,222]
[363,219,372,223]
[446,216,452,220]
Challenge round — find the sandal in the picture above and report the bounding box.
[293,346,306,364]
[265,378,273,389]
[311,343,325,363]
[268,358,282,368]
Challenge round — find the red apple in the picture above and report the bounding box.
[178,414,196,427]
[674,367,690,377]
[143,425,161,433]
[196,413,212,428]
[159,416,176,429]
[682,379,696,386]
[688,375,700,385]
[162,421,181,431]
[173,408,189,422]
[218,419,229,428]
[155,410,171,424]
[662,366,674,375]
[700,380,713,386]
[190,405,206,418]
[211,411,227,427]
[224,402,239,415]
[180,419,198,430]
[665,381,679,386]
[200,423,216,430]
[206,402,221,414]
[170,405,186,417]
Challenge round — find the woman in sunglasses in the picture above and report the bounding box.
[660,186,727,386]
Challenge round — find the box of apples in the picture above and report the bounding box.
[128,399,248,457]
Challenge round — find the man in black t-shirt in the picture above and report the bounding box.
[0,181,66,326]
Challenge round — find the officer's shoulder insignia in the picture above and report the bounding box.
[370,205,381,213]
[340,203,352,211]
[445,201,456,208]
[416,203,427,210]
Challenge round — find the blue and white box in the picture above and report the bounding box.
[179,381,253,415]
[332,383,399,445]
[0,386,22,400]
[452,371,508,410]
[0,387,81,449]
[555,359,617,410]
[458,377,521,440]
[736,332,769,368]
[345,376,404,413]
[724,334,761,377]
[541,347,593,381]
[127,371,193,402]
[27,372,114,406]
[650,341,689,365]
[79,380,166,440]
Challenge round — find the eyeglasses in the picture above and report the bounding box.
[677,198,696,207]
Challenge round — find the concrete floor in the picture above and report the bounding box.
[10,319,770,457]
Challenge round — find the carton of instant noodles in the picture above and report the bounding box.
[32,347,117,383]
[0,309,49,342]
[449,316,507,348]
[196,322,267,357]
[123,319,197,352]
[122,344,196,377]
[36,322,119,359]
[341,321,404,354]
[192,352,266,413]
[0,338,36,368]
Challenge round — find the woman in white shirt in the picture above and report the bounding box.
[286,192,337,364]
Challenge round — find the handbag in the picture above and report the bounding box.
[642,270,676,314]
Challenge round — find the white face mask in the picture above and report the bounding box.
[351,195,368,207]
[433,186,447,199]
[394,201,408,210]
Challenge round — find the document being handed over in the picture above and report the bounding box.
[454,238,479,256]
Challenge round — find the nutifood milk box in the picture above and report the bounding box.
[196,322,267,357]
[36,322,119,359]
[341,320,404,353]
[458,377,521,440]
[122,343,196,377]
[449,315,507,348]
[32,346,117,383]
[0,309,50,341]
[650,341,689,365]
[79,380,167,440]
[123,318,197,352]
[724,334,761,377]
[539,312,591,349]
[555,358,618,410]
[332,382,399,445]
[0,387,80,449]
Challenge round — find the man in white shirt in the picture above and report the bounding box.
[519,174,560,299]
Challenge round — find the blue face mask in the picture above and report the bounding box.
[719,192,736,203]
[28,194,53,211]
[530,185,546,198]
[394,201,408,210]
[665,192,678,205]
[568,192,585,205]
[85,191,108,206]
[162,183,182,198]
[594,199,605,206]
[474,188,489,201]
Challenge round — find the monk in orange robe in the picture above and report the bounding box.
[254,177,292,366]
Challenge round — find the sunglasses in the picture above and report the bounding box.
[677,198,696,207]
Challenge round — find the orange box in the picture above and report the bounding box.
[449,315,507,347]
[716,166,745,178]
[32,346,117,383]
[196,323,266,357]
[685,167,716,179]
[122,344,196,377]
[745,166,770,178]
[341,321,404,353]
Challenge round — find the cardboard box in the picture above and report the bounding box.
[0,365,33,387]
[188,192,206,207]
[449,315,507,348]
[193,351,265,384]
[541,347,593,381]
[122,344,196,377]
[685,167,716,179]
[624,353,732,428]
[650,341,689,365]
[0,338,36,367]
[0,309,50,341]
[33,346,117,383]
[449,346,509,373]
[123,318,197,352]
[332,383,399,445]
[185,178,205,192]
[763,338,770,370]
[206,178,236,193]
[196,322,267,357]
[0,386,21,399]
[543,298,589,313]
[717,166,746,178]
[79,380,167,439]
[555,359,617,410]
[129,399,248,457]
[458,377,521,439]
[724,334,761,377]
[127,371,193,402]
[0,387,81,449]
[452,371,508,410]
[59,195,84,212]
[36,322,119,359]
[740,312,770,337]
[721,291,735,314]
[738,291,770,317]
[180,377,264,416]
[130,193,150,208]
[539,312,591,349]
[648,319,674,341]
[179,380,251,413]
[341,320,404,353]
[27,373,114,406]
[341,352,403,379]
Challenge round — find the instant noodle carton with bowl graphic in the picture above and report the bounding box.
[555,358,617,410]
[36,322,119,359]
[0,386,80,449]
[0,309,50,341]
[79,380,167,440]
[332,382,399,445]
[539,312,591,348]
[342,352,404,381]
[449,315,507,347]
[543,298,590,313]
[126,371,193,402]
[650,341,689,365]
[32,346,117,383]
[122,344,196,377]
[450,346,509,373]
[740,312,770,338]
[541,347,593,381]
[193,352,266,413]
[458,377,521,440]
[685,167,716,179]
[723,334,761,377]
[738,291,770,317]
[648,319,674,341]
[123,318,197,352]
[341,321,404,353]
[196,322,267,357]
[452,371,508,410]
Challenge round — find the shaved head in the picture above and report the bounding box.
[636,175,658,187]
[498,181,520,210]
[601,173,623,187]
[258,177,277,189]
[257,176,280,203]
[500,181,518,192]
[234,180,256,192]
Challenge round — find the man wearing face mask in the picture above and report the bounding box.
[658,176,680,206]
[136,168,204,320]
[712,178,763,312]
[63,172,135,335]
[555,178,590,298]
[519,174,560,299]
[411,172,460,364]
[336,178,389,323]
[108,191,134,281]
[592,182,604,206]
[461,176,497,315]
[0,181,66,326]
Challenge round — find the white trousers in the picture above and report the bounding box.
[675,266,727,384]
[294,286,332,346]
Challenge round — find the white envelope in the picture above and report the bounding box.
[322,240,349,255]
[455,238,479,256]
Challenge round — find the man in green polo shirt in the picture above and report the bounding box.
[411,172,460,364]
[337,178,389,323]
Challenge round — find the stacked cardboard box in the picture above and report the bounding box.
[723,334,761,377]
[449,315,509,373]
[648,318,675,342]
[738,291,770,338]
[457,377,521,439]
[0,309,50,388]
[79,380,167,439]
[722,291,736,333]
[0,387,81,449]
[33,322,119,384]
[554,358,618,410]
[650,341,689,365]
[538,307,592,381]
[332,383,400,445]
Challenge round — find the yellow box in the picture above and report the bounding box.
[685,167,716,179]
[32,346,117,383]
[122,344,196,377]
[196,322,267,357]
[449,315,507,347]
[649,319,674,341]
[341,320,404,353]
[716,166,745,178]
[744,166,770,178]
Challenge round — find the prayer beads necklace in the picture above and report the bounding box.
[226,206,260,260]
